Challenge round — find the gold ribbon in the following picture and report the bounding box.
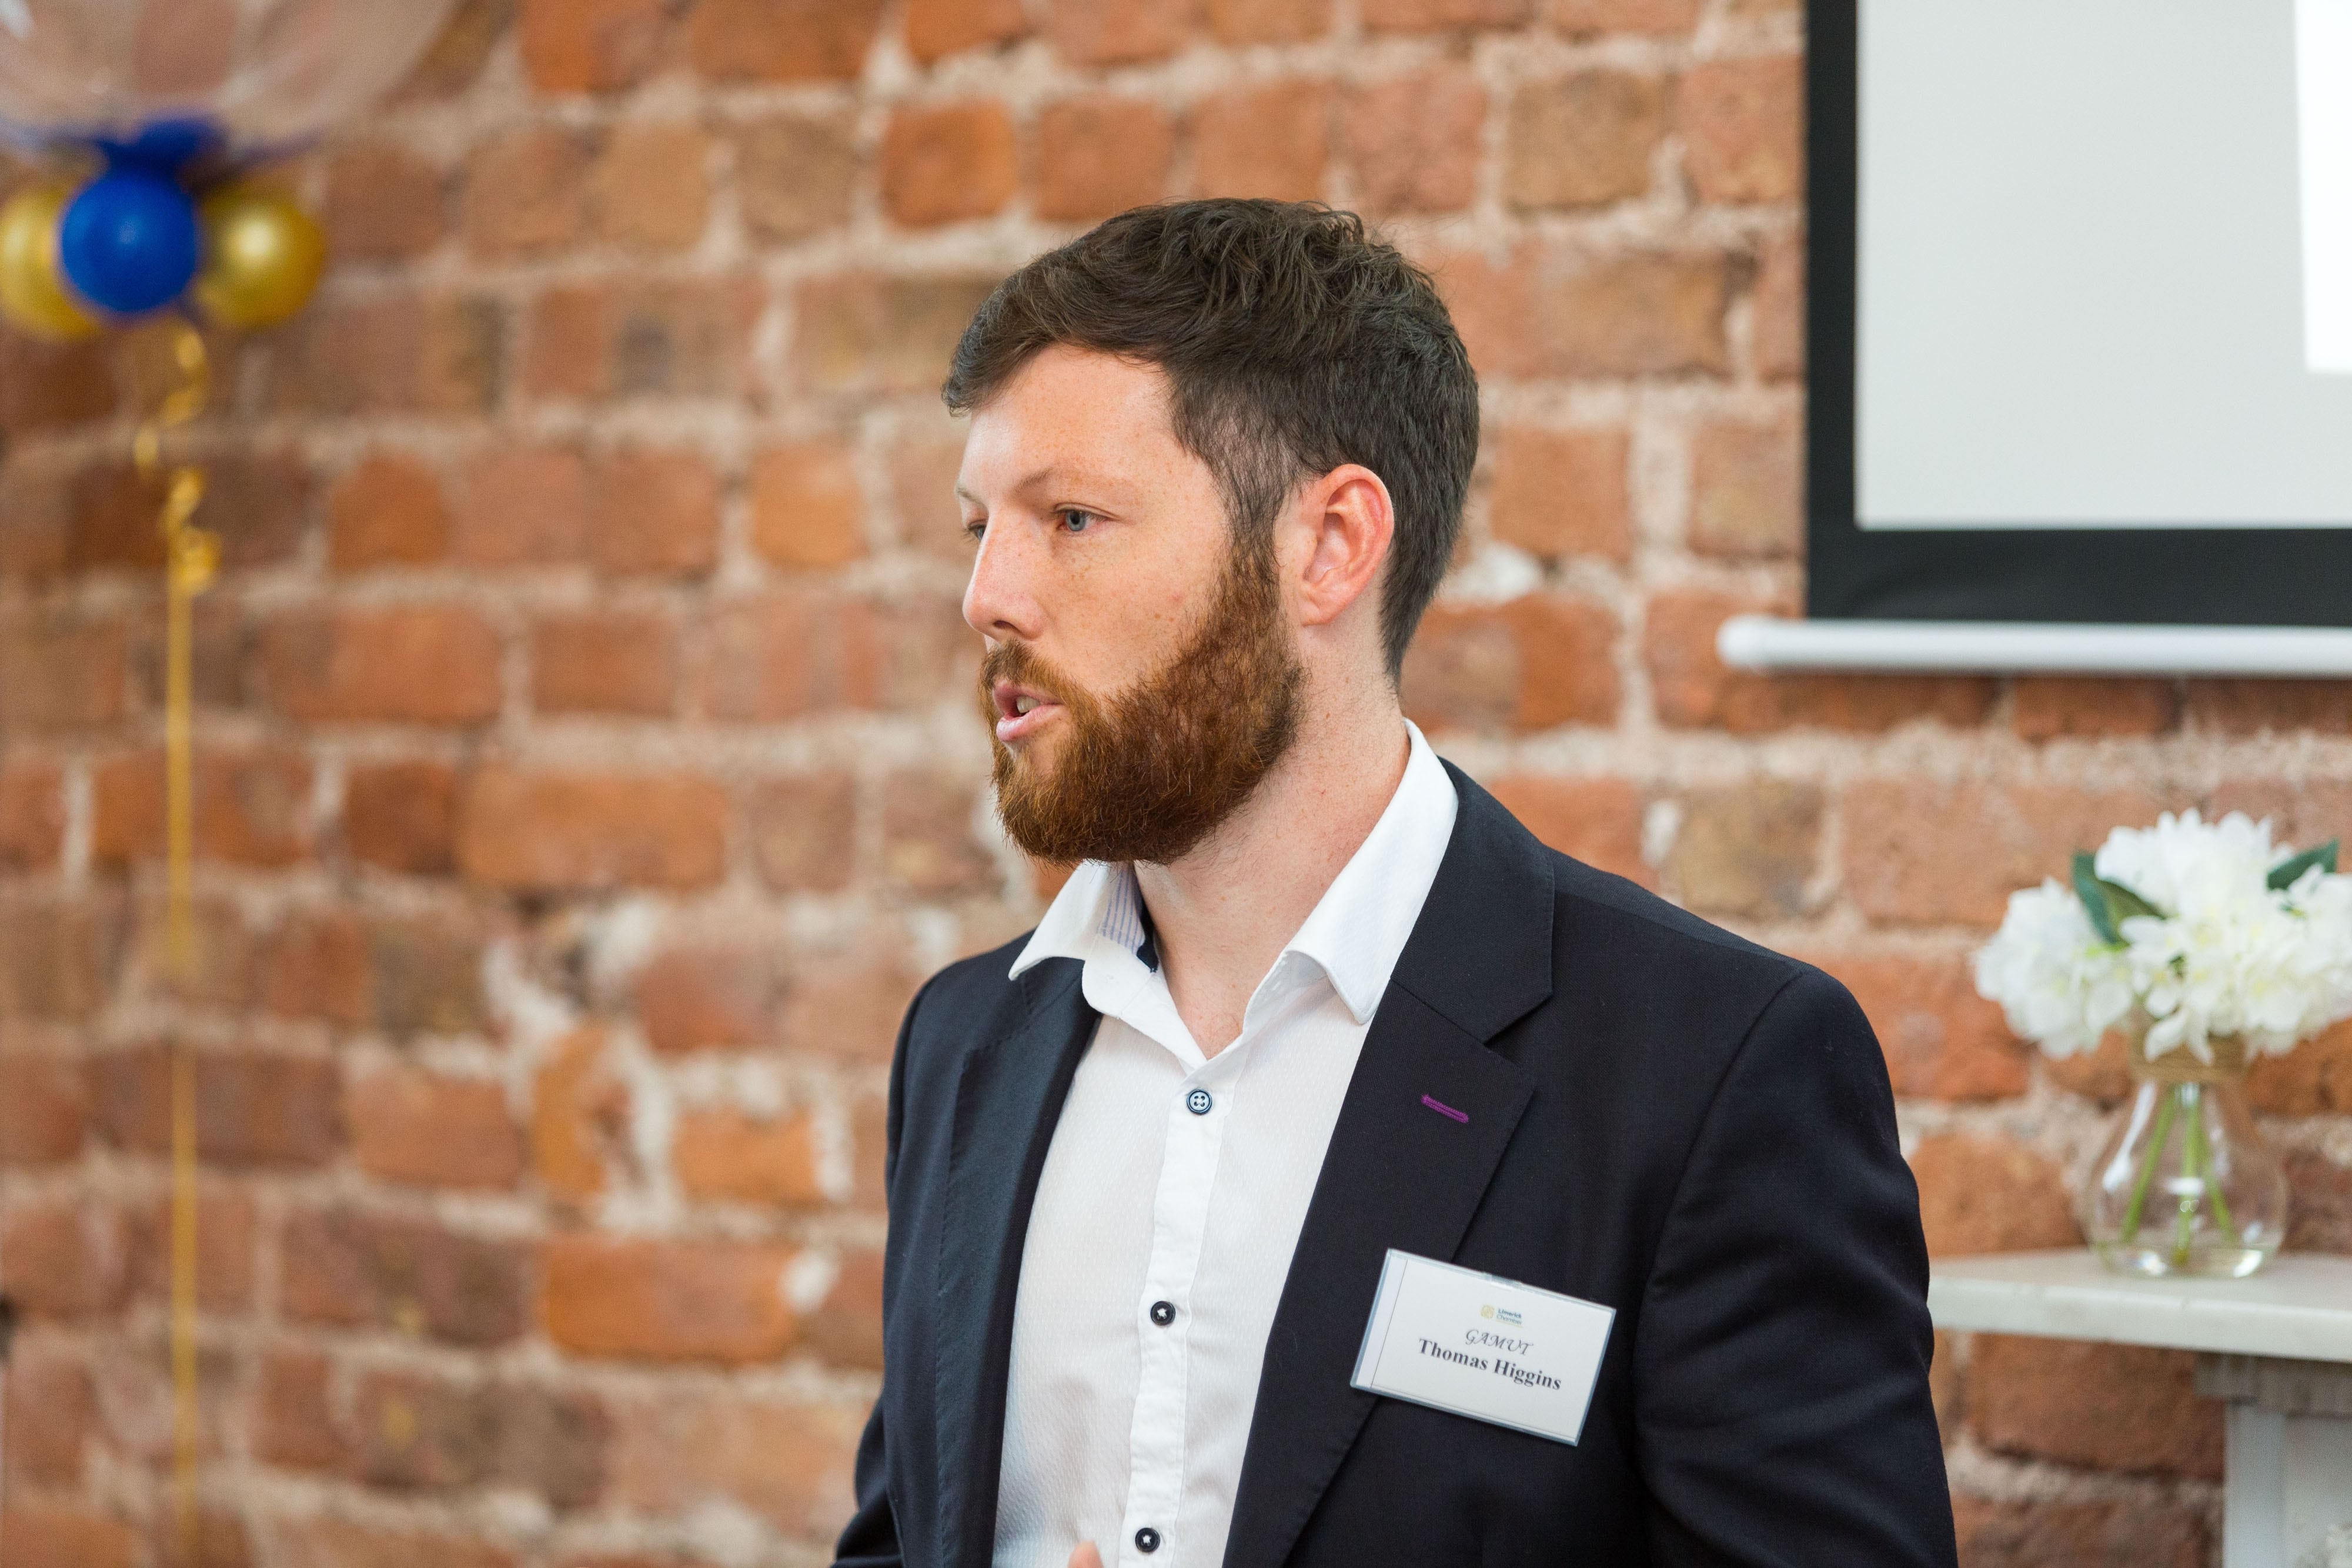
[132,320,215,1561]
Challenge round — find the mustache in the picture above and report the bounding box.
[980,639,1084,713]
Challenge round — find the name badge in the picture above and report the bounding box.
[1350,1248,1614,1445]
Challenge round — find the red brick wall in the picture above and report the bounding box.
[1,2,2344,1564]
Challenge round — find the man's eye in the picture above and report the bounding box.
[1057,509,1097,534]
[963,518,985,543]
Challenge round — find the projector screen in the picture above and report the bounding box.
[1807,0,2352,623]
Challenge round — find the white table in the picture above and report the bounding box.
[1929,1250,2352,1568]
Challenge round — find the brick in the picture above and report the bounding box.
[123,1188,256,1310]
[526,276,758,401]
[329,452,452,570]
[0,897,126,1021]
[890,424,973,556]
[260,910,370,1025]
[1678,56,1803,204]
[0,464,69,584]
[267,293,507,416]
[636,945,777,1054]
[1950,1495,2209,1568]
[793,272,1000,395]
[2183,678,2352,737]
[1842,779,2164,927]
[354,1370,606,1509]
[464,126,588,258]
[533,1026,622,1201]
[533,610,678,716]
[688,0,885,82]
[1343,67,1484,215]
[1050,0,1192,64]
[129,887,258,1008]
[149,1508,249,1568]
[1401,595,1619,733]
[593,122,710,250]
[1208,0,1331,42]
[2247,1019,2352,1115]
[70,450,309,573]
[255,1350,346,1472]
[4,1354,93,1485]
[324,142,446,261]
[1689,417,1800,558]
[781,942,922,1060]
[1037,97,1177,223]
[457,768,728,891]
[1507,72,1666,210]
[883,774,997,895]
[1909,1134,2077,1256]
[701,590,969,719]
[399,0,509,101]
[1488,427,1631,561]
[1668,780,1819,918]
[1967,1335,2222,1479]
[368,911,488,1037]
[1529,248,1732,377]
[348,1065,522,1190]
[0,760,65,870]
[2044,1030,2135,1108]
[452,443,589,565]
[751,439,866,567]
[0,335,113,438]
[803,1247,886,1369]
[0,1052,86,1164]
[0,1201,123,1319]
[266,1517,516,1568]
[1362,0,1529,29]
[853,1091,890,1208]
[1801,953,2029,1100]
[908,0,1030,59]
[736,112,858,244]
[521,0,670,92]
[1645,588,1997,733]
[0,1506,140,1568]
[1485,775,1650,887]
[2010,677,2179,740]
[126,596,248,716]
[1548,0,1698,34]
[1196,80,1331,201]
[0,612,126,731]
[750,773,859,891]
[1752,231,1803,380]
[280,1208,527,1346]
[2286,1152,2352,1253]
[882,101,1018,228]
[673,1107,827,1206]
[345,761,459,874]
[542,1235,801,1363]
[92,1046,341,1168]
[608,1390,867,1533]
[259,606,504,726]
[91,746,312,870]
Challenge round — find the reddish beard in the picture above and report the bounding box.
[981,536,1304,867]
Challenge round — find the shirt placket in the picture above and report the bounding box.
[1115,1055,1237,1565]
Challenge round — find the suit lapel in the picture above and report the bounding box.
[932,958,1098,1568]
[1222,770,1556,1568]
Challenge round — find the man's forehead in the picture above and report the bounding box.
[956,347,1194,500]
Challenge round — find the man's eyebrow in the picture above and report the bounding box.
[956,466,1131,506]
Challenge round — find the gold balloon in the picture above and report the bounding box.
[0,182,101,342]
[193,183,326,330]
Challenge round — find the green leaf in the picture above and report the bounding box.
[2073,852,2163,946]
[2267,838,2339,891]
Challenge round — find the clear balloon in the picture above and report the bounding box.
[0,0,459,156]
[0,180,97,339]
[192,180,322,329]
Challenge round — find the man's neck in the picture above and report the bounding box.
[1132,693,1412,1059]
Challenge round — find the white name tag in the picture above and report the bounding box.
[1350,1248,1615,1445]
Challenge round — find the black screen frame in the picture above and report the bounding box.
[1804,0,2352,627]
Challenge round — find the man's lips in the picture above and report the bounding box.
[991,680,1064,744]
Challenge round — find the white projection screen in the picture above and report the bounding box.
[1806,0,2352,626]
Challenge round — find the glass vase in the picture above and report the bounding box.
[2082,1037,2288,1278]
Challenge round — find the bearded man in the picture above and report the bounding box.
[833,200,1955,1568]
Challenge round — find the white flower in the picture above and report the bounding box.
[1972,810,2352,1062]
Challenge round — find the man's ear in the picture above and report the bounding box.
[1294,464,1394,630]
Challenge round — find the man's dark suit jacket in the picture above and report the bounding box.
[834,764,1957,1568]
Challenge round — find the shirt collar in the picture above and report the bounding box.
[1008,721,1459,1027]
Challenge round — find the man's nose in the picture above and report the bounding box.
[962,518,1045,643]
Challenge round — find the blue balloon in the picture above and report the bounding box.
[58,166,201,316]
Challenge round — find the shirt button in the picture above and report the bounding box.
[1150,1299,1176,1326]
[1134,1526,1162,1554]
[1185,1087,1212,1115]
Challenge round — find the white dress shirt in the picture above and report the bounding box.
[991,722,1459,1568]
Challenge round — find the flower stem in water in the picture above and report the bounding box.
[2120,1084,2179,1245]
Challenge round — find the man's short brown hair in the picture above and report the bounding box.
[943,199,1479,679]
